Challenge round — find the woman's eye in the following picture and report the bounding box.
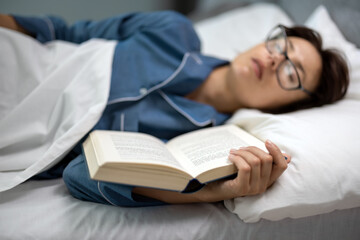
[284,65,298,83]
[289,74,296,83]
[275,43,283,53]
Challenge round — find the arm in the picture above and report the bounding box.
[133,140,291,203]
[10,11,198,46]
[0,14,31,36]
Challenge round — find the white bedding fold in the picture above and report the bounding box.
[0,27,116,191]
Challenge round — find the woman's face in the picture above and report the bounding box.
[227,36,322,110]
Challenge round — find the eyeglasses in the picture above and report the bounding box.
[265,25,314,97]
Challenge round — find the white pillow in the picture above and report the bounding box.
[221,6,360,222]
[304,5,360,100]
[194,2,294,60]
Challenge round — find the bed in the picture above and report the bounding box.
[1,0,360,239]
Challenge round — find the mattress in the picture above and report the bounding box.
[0,179,359,240]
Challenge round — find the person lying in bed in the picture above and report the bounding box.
[0,11,349,206]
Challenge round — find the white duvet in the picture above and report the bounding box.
[0,27,116,191]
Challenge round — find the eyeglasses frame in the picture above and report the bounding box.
[265,24,314,97]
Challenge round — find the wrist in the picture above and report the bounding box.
[196,181,230,203]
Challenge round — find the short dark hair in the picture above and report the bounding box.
[270,26,349,114]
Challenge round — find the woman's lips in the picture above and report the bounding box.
[251,58,263,80]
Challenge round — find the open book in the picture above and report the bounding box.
[83,124,265,192]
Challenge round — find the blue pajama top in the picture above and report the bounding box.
[13,11,231,206]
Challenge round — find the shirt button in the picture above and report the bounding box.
[139,88,147,95]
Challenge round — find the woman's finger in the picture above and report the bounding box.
[232,149,261,192]
[283,152,291,163]
[265,140,288,185]
[244,146,274,192]
[228,153,251,196]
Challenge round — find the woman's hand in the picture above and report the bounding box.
[0,14,31,36]
[199,140,291,202]
[133,140,291,204]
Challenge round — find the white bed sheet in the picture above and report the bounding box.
[0,179,359,240]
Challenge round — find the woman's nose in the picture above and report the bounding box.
[268,52,286,71]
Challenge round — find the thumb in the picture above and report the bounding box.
[265,140,288,166]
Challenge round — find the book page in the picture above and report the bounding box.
[166,125,265,177]
[95,131,183,170]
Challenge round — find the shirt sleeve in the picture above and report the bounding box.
[63,153,166,207]
[12,11,200,50]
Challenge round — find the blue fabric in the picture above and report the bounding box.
[63,154,166,207]
[14,11,231,206]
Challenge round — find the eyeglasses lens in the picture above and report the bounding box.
[278,61,300,89]
[267,27,286,55]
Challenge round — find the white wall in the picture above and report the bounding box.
[0,0,171,23]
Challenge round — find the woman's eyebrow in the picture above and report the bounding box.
[289,39,307,82]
